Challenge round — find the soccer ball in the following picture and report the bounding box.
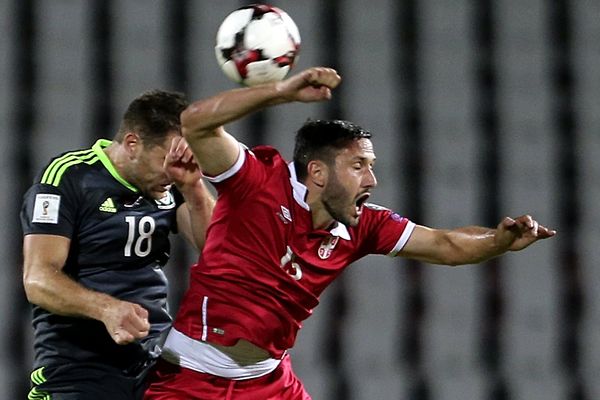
[215,4,301,86]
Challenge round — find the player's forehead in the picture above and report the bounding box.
[336,138,376,162]
[142,131,179,154]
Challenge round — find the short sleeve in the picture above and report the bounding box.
[20,180,78,238]
[358,204,416,257]
[204,144,276,200]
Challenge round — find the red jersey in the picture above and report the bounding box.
[173,145,415,358]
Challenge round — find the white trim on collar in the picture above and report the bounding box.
[330,223,351,240]
[288,162,310,211]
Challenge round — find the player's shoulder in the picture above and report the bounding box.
[36,145,102,188]
[249,145,287,167]
[362,202,391,212]
[359,202,408,225]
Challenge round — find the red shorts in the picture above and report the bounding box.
[144,355,311,400]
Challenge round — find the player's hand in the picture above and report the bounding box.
[495,215,556,252]
[276,67,341,103]
[164,136,203,189]
[101,300,150,345]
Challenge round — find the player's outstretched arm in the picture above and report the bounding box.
[180,67,341,177]
[22,234,150,345]
[399,215,556,266]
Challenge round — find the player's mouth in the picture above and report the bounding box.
[354,193,370,216]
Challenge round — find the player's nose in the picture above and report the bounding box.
[363,169,377,188]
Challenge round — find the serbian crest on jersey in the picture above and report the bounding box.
[318,236,340,259]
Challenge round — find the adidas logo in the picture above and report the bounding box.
[99,197,117,213]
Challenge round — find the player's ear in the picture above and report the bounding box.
[122,132,141,158]
[307,160,328,188]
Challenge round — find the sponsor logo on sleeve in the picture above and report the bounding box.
[390,213,404,222]
[32,194,60,224]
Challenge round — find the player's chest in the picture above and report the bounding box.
[77,191,177,244]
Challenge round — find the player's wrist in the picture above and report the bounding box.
[179,179,214,208]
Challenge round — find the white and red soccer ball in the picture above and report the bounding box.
[215,4,301,86]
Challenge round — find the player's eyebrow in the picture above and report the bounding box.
[352,156,376,164]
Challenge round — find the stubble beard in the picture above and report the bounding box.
[322,174,358,227]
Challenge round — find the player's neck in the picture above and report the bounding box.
[306,199,334,230]
[304,183,334,230]
[103,143,130,181]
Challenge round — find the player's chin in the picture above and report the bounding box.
[344,211,361,227]
[346,217,360,227]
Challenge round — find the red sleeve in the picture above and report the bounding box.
[357,203,416,257]
[203,144,284,201]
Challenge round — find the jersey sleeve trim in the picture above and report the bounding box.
[92,139,139,193]
[387,221,416,257]
[204,142,247,183]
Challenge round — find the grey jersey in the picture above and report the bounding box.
[20,139,183,372]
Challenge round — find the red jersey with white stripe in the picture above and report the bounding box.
[173,145,415,358]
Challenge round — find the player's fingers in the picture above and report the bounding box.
[518,214,534,230]
[133,304,149,319]
[530,220,539,236]
[121,316,149,339]
[176,137,188,154]
[306,67,340,88]
[500,216,516,230]
[113,329,135,345]
[164,139,179,165]
[169,136,180,154]
[318,86,332,99]
[132,305,150,330]
[169,136,188,160]
[181,146,195,164]
[538,225,557,238]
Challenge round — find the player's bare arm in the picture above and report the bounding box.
[181,67,341,177]
[165,136,216,250]
[23,234,150,345]
[399,215,556,266]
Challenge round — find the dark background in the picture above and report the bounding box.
[2,1,598,399]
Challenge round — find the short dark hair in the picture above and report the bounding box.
[293,119,372,181]
[115,89,189,147]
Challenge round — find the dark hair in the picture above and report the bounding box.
[115,89,189,147]
[293,119,372,181]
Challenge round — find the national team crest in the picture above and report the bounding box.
[318,236,339,259]
[155,191,176,209]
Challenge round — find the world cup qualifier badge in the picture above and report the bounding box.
[318,236,339,260]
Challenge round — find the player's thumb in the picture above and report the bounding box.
[495,217,518,248]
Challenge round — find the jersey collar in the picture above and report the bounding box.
[288,161,310,211]
[92,139,139,193]
[330,222,351,240]
[288,162,351,241]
